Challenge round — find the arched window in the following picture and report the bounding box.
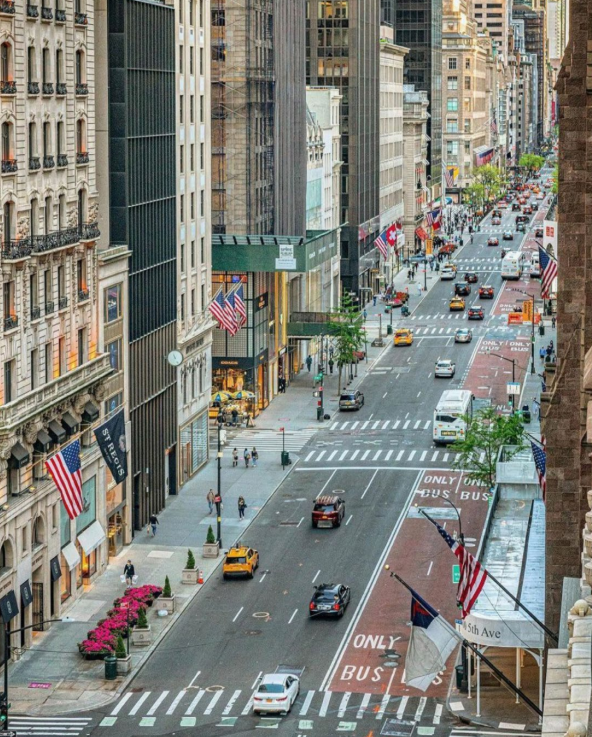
[30,198,39,237]
[44,196,52,234]
[0,540,14,575]
[1,122,11,161]
[28,122,37,159]
[58,194,66,230]
[75,49,84,85]
[42,48,50,84]
[3,202,14,245]
[43,121,51,157]
[33,517,45,548]
[1,43,12,84]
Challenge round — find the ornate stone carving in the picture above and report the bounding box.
[74,392,91,415]
[0,459,7,481]
[17,215,29,239]
[94,383,107,402]
[88,202,99,223]
[67,207,77,229]
[23,420,44,445]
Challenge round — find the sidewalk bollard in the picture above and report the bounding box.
[105,654,117,680]
[198,569,204,584]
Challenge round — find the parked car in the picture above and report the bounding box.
[339,390,364,411]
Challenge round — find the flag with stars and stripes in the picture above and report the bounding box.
[209,288,228,329]
[234,284,247,327]
[531,437,547,500]
[374,230,388,260]
[46,440,83,520]
[224,288,239,336]
[443,165,454,189]
[539,246,558,299]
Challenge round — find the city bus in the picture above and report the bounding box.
[501,251,524,280]
[433,390,473,445]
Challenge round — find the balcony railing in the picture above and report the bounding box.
[43,155,55,169]
[57,154,68,167]
[44,300,54,315]
[58,296,68,310]
[80,222,100,241]
[31,305,41,320]
[42,82,54,95]
[41,5,52,19]
[1,159,17,174]
[31,227,79,253]
[75,83,88,96]
[77,289,89,302]
[27,81,39,95]
[3,316,17,331]
[74,11,87,24]
[26,3,38,17]
[56,82,67,95]
[55,7,65,21]
[2,239,32,260]
[29,156,40,171]
[76,152,89,165]
[0,0,15,14]
[1,81,16,95]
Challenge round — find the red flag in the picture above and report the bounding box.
[386,224,397,247]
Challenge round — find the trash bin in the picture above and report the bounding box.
[104,655,117,681]
[281,451,291,467]
[455,664,464,690]
[539,323,545,336]
[387,324,393,335]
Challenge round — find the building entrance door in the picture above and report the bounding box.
[32,583,44,631]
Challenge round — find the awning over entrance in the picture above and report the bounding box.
[48,420,66,444]
[62,412,79,436]
[34,430,52,454]
[8,442,30,469]
[287,311,333,338]
[61,542,81,571]
[212,228,340,273]
[77,521,106,555]
[82,401,99,424]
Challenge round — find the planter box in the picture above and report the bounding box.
[158,595,176,613]
[131,625,152,646]
[116,655,132,675]
[182,568,199,585]
[203,542,220,558]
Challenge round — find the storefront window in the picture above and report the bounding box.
[60,503,71,546]
[60,554,71,603]
[180,411,208,484]
[106,467,123,514]
[76,476,96,534]
[76,541,96,584]
[108,512,124,557]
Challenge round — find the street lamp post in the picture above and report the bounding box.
[487,351,518,409]
[216,417,223,547]
[511,288,536,374]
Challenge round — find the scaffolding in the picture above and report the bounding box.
[211,0,276,236]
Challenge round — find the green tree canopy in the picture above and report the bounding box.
[472,165,506,204]
[329,291,365,395]
[518,154,545,174]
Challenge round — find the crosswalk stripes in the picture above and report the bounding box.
[224,428,317,453]
[10,716,93,737]
[104,687,447,725]
[302,446,455,466]
[329,419,431,432]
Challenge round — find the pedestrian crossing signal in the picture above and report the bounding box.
[452,564,461,584]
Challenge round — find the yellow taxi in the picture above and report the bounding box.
[222,546,259,580]
[449,297,466,311]
[394,328,413,346]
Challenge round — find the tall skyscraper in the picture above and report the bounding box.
[307,0,381,297]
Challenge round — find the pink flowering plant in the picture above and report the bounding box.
[78,584,163,657]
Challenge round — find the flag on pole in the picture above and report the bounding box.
[491,116,498,136]
[234,284,247,327]
[46,440,83,520]
[386,224,398,247]
[426,208,442,229]
[374,230,388,259]
[434,521,487,617]
[224,288,239,336]
[209,287,228,329]
[405,587,459,691]
[538,246,558,299]
[443,165,454,189]
[531,437,547,499]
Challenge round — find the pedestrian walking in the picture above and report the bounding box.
[232,448,239,467]
[238,496,247,519]
[546,344,552,359]
[373,294,377,307]
[207,489,215,513]
[251,447,258,467]
[149,513,159,536]
[539,347,546,363]
[417,284,422,297]
[231,407,239,426]
[244,448,250,468]
[328,358,334,374]
[123,560,135,589]
[363,309,367,320]
[551,315,556,328]
[429,259,434,271]
[306,355,312,372]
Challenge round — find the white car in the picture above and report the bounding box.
[440,267,456,280]
[454,328,473,343]
[435,359,456,377]
[536,193,545,200]
[253,674,300,715]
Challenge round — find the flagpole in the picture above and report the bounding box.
[420,509,558,643]
[391,572,543,717]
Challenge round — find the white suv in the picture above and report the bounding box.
[435,359,456,377]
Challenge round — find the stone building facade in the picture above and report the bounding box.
[402,85,429,258]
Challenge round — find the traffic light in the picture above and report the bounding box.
[0,692,9,725]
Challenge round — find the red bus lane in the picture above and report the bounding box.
[327,471,489,696]
[465,336,531,409]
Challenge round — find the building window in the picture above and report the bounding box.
[200,142,204,170]
[180,194,184,223]
[77,189,87,226]
[179,94,184,119]
[200,237,204,262]
[58,336,66,376]
[464,140,471,154]
[43,121,51,157]
[44,196,52,234]
[190,192,195,220]
[179,45,183,74]
[465,58,471,69]
[58,194,66,229]
[30,198,39,237]
[448,57,457,70]
[3,280,15,327]
[44,343,51,383]
[190,95,194,123]
[192,240,196,268]
[42,47,50,85]
[189,0,194,25]
[107,339,122,372]
[78,327,86,366]
[1,121,13,162]
[30,272,38,314]
[200,95,204,123]
[75,49,85,85]
[0,42,13,86]
[447,98,458,112]
[190,47,194,75]
[77,258,87,292]
[446,119,458,133]
[446,140,459,156]
[190,144,195,171]
[4,359,15,403]
[464,119,471,133]
[191,288,196,316]
[44,268,51,307]
[200,190,204,217]
[30,349,38,390]
[464,77,471,90]
[180,144,184,174]
[105,284,122,323]
[447,76,458,90]
[76,118,86,155]
[180,293,185,322]
[57,121,65,157]
[56,48,63,85]
[28,46,37,84]
[57,264,65,301]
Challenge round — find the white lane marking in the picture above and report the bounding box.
[185,690,205,715]
[396,450,404,461]
[417,391,422,397]
[319,691,332,717]
[167,690,187,715]
[361,421,370,430]
[346,514,353,526]
[188,670,201,689]
[373,450,382,461]
[297,516,305,528]
[396,696,409,719]
[431,451,439,461]
[259,572,267,584]
[414,697,427,721]
[312,569,321,583]
[330,422,339,430]
[369,414,374,420]
[317,450,326,461]
[403,420,410,429]
[299,690,315,716]
[351,421,359,429]
[129,692,151,716]
[361,469,378,499]
[241,693,255,716]
[204,689,224,715]
[385,450,393,461]
[424,421,431,430]
[433,704,443,724]
[305,451,315,462]
[383,392,388,398]
[408,450,416,461]
[394,420,401,429]
[361,450,371,460]
[443,453,449,461]
[251,672,263,690]
[288,608,298,624]
[383,420,390,429]
[414,420,421,429]
[427,561,433,576]
[222,690,242,715]
[339,450,348,461]
[350,450,359,460]
[377,694,390,720]
[338,692,352,717]
[147,691,170,716]
[372,421,380,429]
[328,450,338,461]
[233,607,244,622]
[111,693,133,716]
[341,422,349,430]
[357,693,371,719]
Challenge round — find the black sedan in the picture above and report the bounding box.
[468,306,485,320]
[535,227,544,237]
[512,203,521,211]
[309,583,351,618]
[464,272,478,283]
[455,282,471,296]
[502,231,514,240]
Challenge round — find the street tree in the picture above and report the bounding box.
[463,182,486,212]
[472,165,506,205]
[451,407,525,489]
[552,164,558,194]
[518,153,545,176]
[329,291,365,396]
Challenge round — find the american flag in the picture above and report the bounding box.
[46,440,83,520]
[491,116,498,136]
[224,288,239,336]
[209,288,228,329]
[426,208,441,228]
[539,246,558,299]
[234,284,247,327]
[435,521,487,617]
[443,165,454,189]
[531,437,547,500]
[374,230,388,259]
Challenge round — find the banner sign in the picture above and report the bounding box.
[94,410,128,483]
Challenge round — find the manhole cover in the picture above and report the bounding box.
[253,612,270,618]
[206,685,225,692]
[332,489,345,494]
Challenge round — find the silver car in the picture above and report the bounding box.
[435,359,456,377]
[454,328,473,343]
